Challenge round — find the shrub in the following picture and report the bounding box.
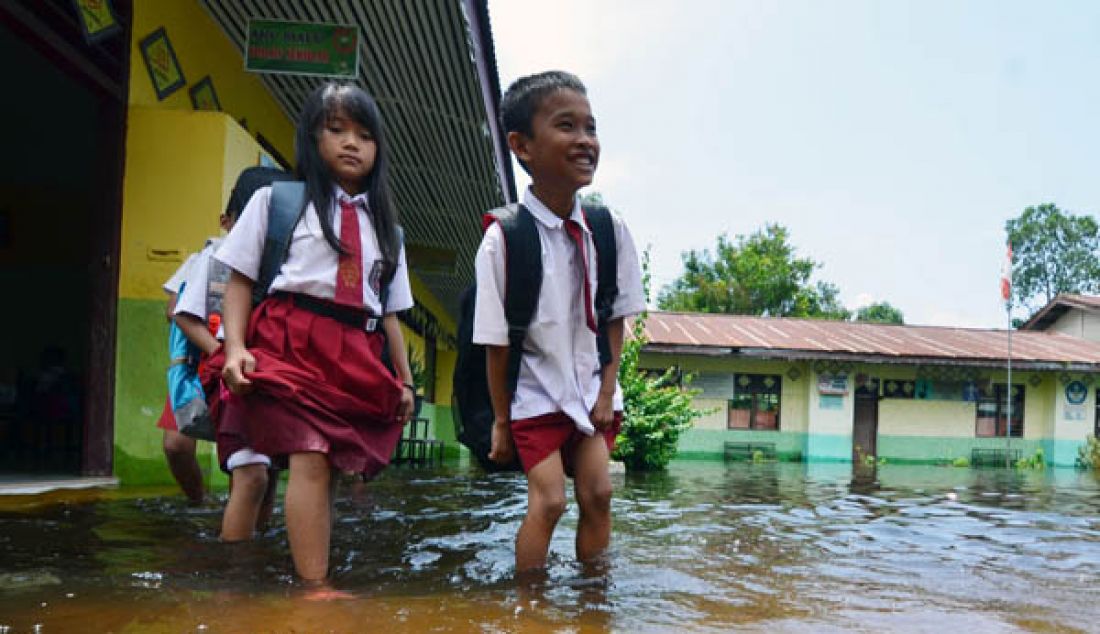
[614,251,708,472]
[1077,435,1100,470]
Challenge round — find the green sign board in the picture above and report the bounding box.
[245,19,359,78]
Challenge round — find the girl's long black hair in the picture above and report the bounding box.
[295,82,400,282]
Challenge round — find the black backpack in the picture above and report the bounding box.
[452,203,618,472]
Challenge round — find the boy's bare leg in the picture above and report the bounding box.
[162,429,204,504]
[516,451,567,571]
[220,463,269,542]
[572,434,613,563]
[285,452,332,581]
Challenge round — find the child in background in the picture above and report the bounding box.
[157,252,204,504]
[475,71,645,571]
[214,82,416,587]
[173,166,293,541]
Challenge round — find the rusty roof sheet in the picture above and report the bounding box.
[642,311,1100,369]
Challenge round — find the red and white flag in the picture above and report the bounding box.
[1000,241,1013,303]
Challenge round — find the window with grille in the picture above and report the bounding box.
[728,374,781,430]
[975,384,1024,438]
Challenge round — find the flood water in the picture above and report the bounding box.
[1,462,1099,633]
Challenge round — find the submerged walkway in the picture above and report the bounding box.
[0,474,118,496]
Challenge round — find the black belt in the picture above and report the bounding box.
[278,293,380,332]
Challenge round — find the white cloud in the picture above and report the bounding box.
[853,293,876,310]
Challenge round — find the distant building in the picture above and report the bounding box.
[640,310,1100,467]
[1021,294,1100,341]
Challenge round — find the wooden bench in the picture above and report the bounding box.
[393,417,444,466]
[724,441,777,462]
[970,447,1021,467]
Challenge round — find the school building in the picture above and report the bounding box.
[0,0,513,486]
[640,302,1100,468]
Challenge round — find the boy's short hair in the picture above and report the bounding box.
[500,70,587,138]
[225,166,295,220]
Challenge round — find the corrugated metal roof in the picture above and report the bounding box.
[642,311,1100,370]
[1021,294,1100,331]
[199,0,514,317]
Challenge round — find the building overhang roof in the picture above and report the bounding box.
[200,0,516,320]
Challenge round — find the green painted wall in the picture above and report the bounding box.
[113,298,223,486]
[877,435,1044,465]
[677,429,806,461]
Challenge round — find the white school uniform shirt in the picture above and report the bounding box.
[174,238,225,339]
[214,185,414,318]
[163,253,198,295]
[472,188,646,435]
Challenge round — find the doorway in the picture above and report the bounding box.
[0,1,129,475]
[852,381,880,463]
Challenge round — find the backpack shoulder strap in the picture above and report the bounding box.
[252,181,306,306]
[487,203,542,391]
[582,204,618,366]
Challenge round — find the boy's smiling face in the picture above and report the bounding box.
[511,88,600,196]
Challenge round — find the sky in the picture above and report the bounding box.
[487,0,1100,328]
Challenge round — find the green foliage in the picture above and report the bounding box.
[656,224,851,319]
[615,250,709,472]
[1015,447,1045,470]
[406,344,426,395]
[855,301,905,324]
[1076,435,1100,470]
[952,456,970,468]
[1006,203,1100,311]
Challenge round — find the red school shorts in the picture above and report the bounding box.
[511,411,622,477]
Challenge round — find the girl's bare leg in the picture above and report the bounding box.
[285,452,332,581]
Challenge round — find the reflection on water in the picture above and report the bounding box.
[1,462,1099,632]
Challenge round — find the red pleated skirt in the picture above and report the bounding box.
[511,411,622,476]
[207,295,403,478]
[155,395,177,432]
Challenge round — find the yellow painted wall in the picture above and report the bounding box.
[120,109,225,299]
[435,347,456,406]
[879,400,977,437]
[130,0,294,161]
[120,109,269,300]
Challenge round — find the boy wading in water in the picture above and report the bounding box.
[474,71,645,571]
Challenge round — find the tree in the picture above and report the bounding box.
[855,301,904,324]
[615,250,708,471]
[1006,203,1100,310]
[657,224,851,319]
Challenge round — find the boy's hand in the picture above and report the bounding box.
[488,418,515,464]
[590,394,614,431]
[397,386,415,424]
[222,345,256,395]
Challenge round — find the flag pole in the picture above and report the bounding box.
[1004,240,1013,467]
[1006,299,1013,466]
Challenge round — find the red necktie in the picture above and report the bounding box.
[335,199,363,307]
[564,219,597,333]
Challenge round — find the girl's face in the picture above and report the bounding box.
[318,108,377,195]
